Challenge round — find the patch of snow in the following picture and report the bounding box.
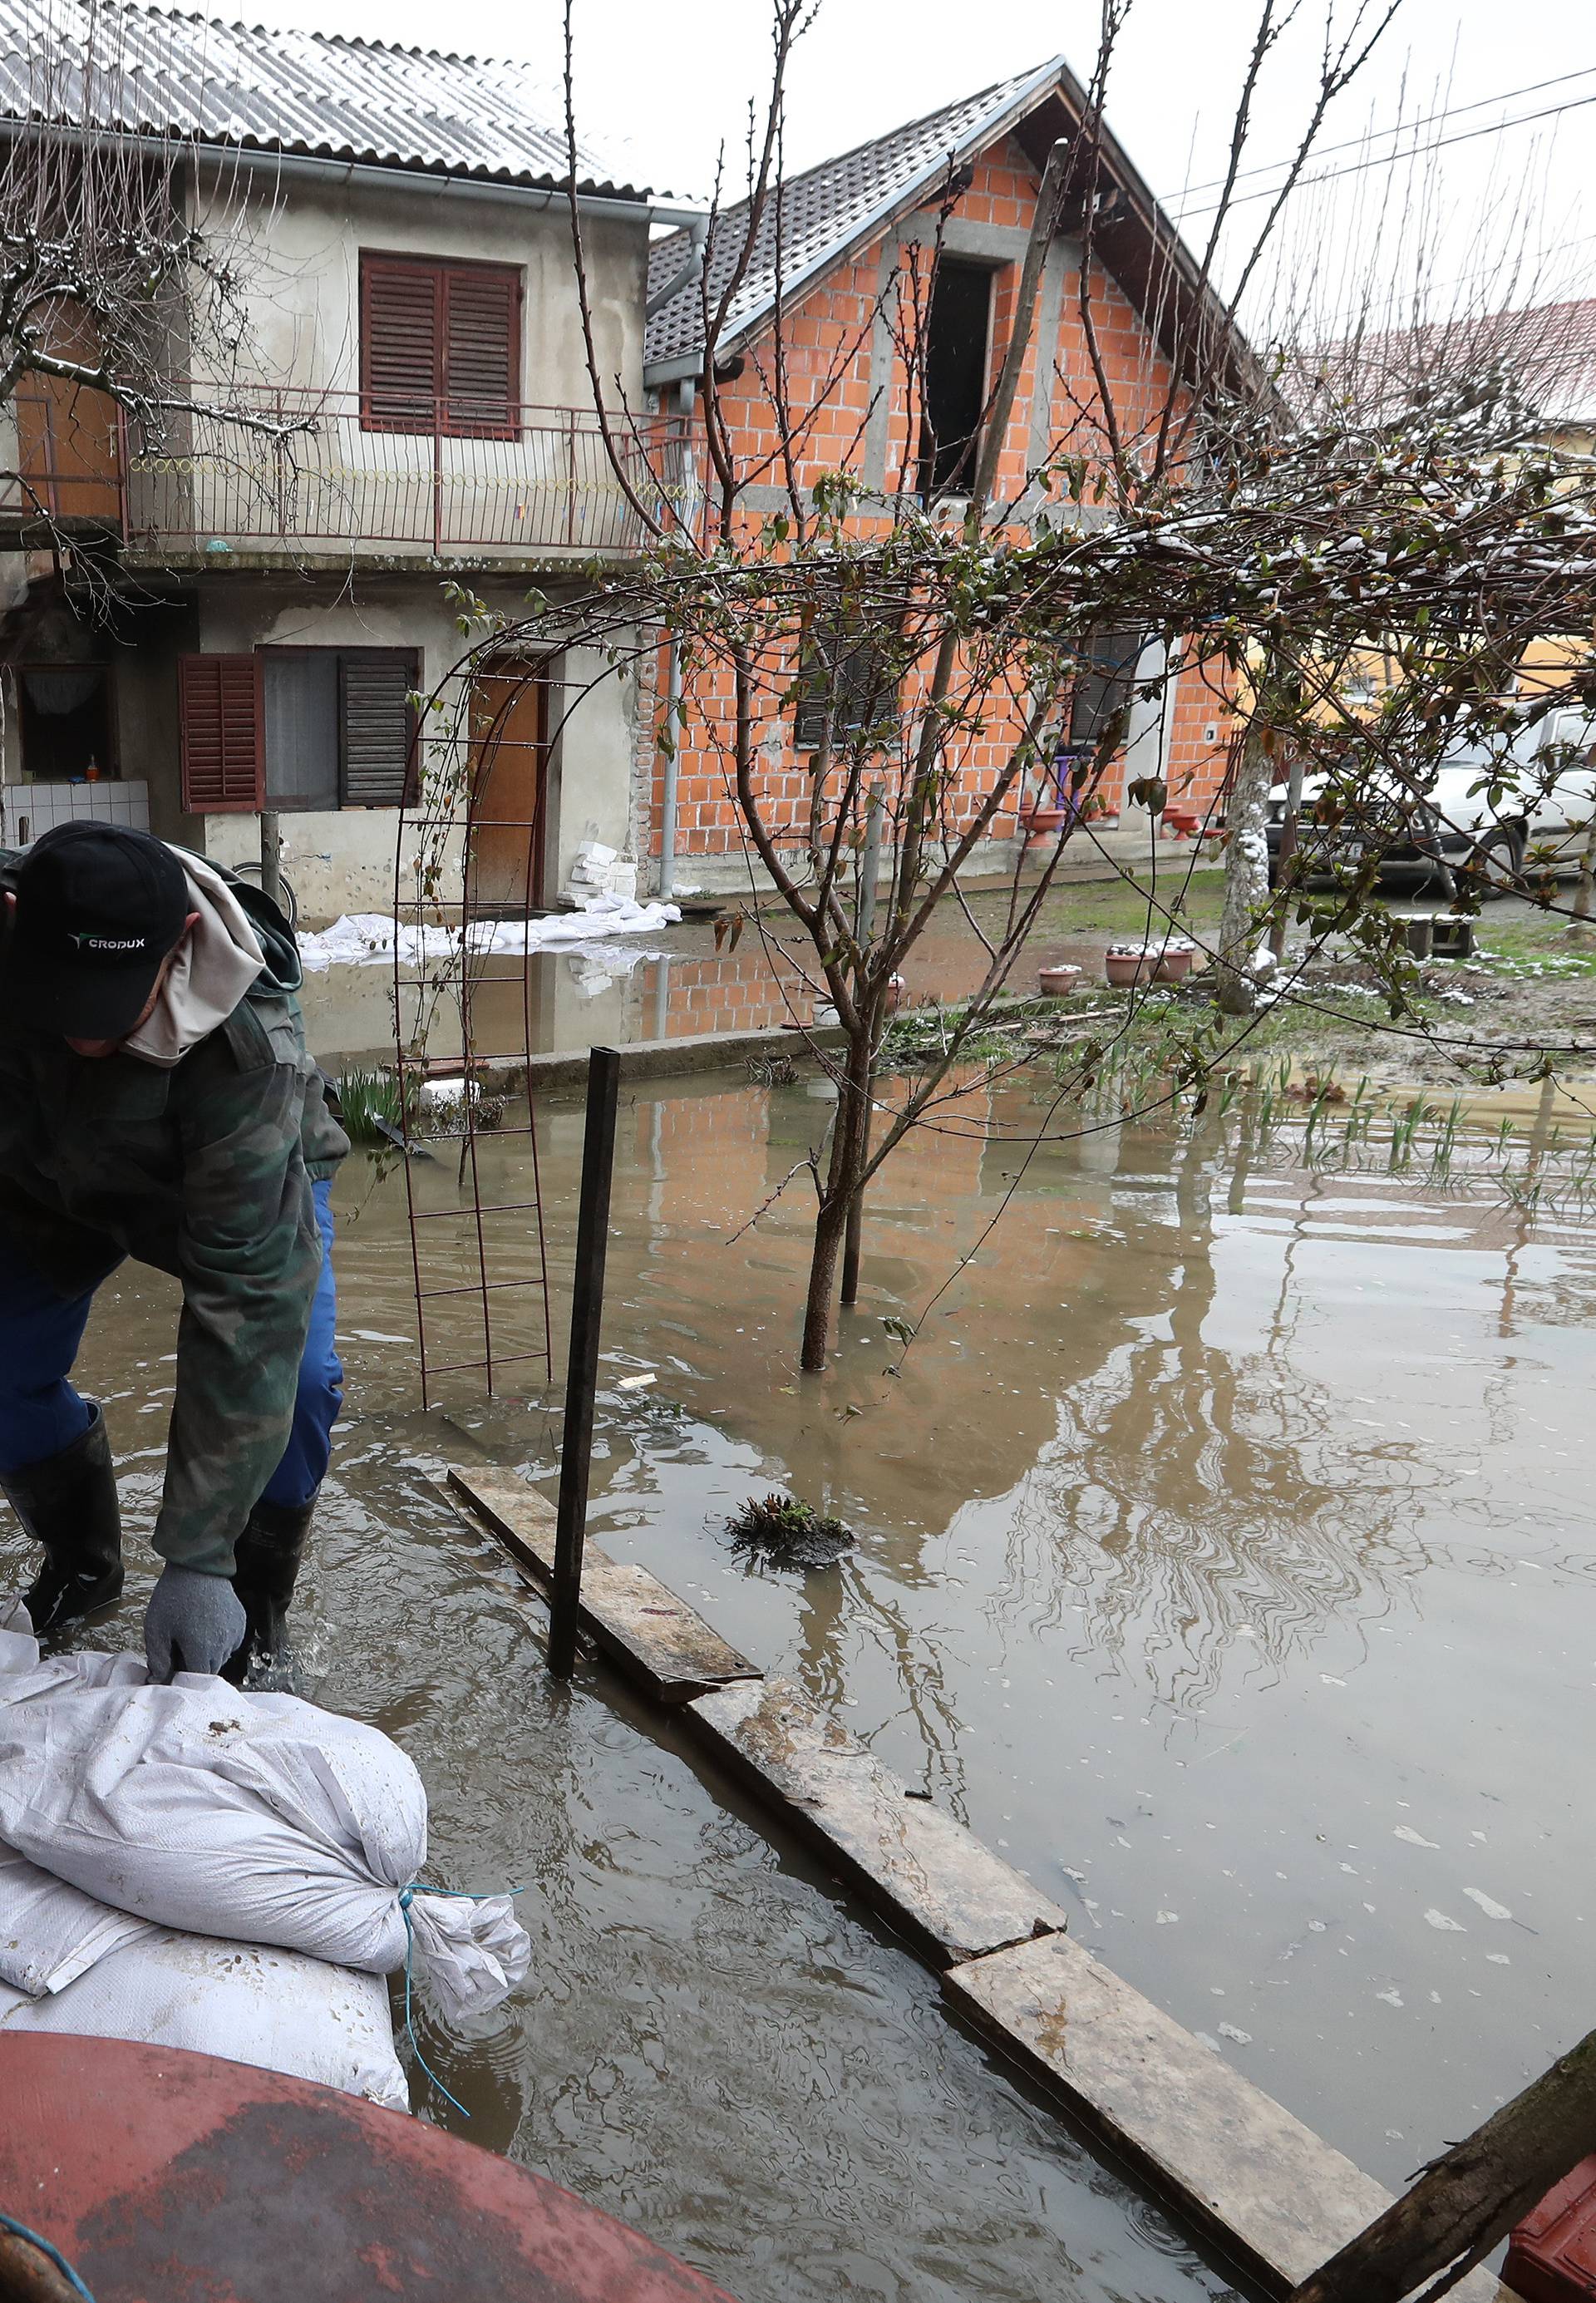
[1424,1908,1467,1931]
[298,895,682,973]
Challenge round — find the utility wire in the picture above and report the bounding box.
[1161,62,1596,205]
[1175,90,1596,220]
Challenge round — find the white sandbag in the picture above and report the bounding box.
[0,1847,149,1995]
[0,1618,529,2021]
[0,1927,409,2109]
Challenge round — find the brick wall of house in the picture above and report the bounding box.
[649,135,1234,885]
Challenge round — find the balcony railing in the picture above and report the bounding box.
[8,380,689,558]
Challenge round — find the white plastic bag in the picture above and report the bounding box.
[0,1618,529,2019]
[0,1928,409,2109]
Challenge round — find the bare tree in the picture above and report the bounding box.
[410,0,1596,1378]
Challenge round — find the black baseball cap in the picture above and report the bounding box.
[5,822,191,1041]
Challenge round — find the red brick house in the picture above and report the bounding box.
[641,57,1244,898]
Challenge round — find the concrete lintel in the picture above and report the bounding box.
[449,1470,761,1704]
[944,1933,1511,2303]
[899,215,1032,263]
[687,1677,1066,1968]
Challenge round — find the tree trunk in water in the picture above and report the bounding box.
[839,1068,874,1306]
[1216,729,1274,1017]
[800,1028,873,1369]
[800,1191,850,1371]
[1289,2025,1596,2303]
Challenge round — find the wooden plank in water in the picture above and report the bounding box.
[448,1469,762,1705]
[943,1931,1511,2303]
[686,1676,1066,1968]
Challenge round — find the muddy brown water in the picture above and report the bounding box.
[8,1063,1594,2301]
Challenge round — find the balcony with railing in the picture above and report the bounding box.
[6,380,688,562]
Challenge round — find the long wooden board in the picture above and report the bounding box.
[687,1676,1066,1969]
[448,1469,761,1705]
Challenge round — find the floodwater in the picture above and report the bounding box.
[303,857,1221,1060]
[9,1063,1595,2300]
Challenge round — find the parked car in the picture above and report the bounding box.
[1266,710,1596,895]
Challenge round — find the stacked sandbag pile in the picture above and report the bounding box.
[0,1610,530,2108]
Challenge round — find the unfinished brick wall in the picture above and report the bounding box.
[648,133,1234,884]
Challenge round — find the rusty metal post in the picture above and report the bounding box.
[547,1045,621,1679]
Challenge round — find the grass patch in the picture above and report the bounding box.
[964,870,1226,948]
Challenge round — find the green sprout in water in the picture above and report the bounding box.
[727,1492,855,1570]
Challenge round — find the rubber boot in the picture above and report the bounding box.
[221,1495,314,1691]
[1,1403,125,1638]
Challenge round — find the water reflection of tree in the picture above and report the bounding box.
[1002,1125,1434,1714]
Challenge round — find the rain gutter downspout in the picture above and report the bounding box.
[655,216,709,903]
[657,367,699,901]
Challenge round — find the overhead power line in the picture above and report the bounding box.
[1162,61,1596,205]
[1173,88,1596,220]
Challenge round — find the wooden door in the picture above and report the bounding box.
[468,668,549,915]
[16,377,121,525]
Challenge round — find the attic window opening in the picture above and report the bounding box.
[917,256,993,497]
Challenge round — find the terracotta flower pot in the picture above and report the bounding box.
[1038,964,1082,998]
[1105,949,1155,988]
[1017,805,1069,850]
[1154,946,1195,982]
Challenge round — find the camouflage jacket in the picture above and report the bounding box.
[0,851,348,1575]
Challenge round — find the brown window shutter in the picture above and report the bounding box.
[339,650,417,807]
[361,255,442,434]
[179,653,264,812]
[443,264,520,437]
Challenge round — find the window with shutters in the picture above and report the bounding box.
[179,654,264,814]
[359,253,521,439]
[260,647,418,811]
[793,590,899,753]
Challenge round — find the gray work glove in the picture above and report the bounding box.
[144,1564,247,1682]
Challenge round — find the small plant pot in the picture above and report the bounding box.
[1154,946,1196,982]
[1038,963,1083,998]
[1017,805,1070,851]
[1105,949,1155,988]
[1405,915,1436,961]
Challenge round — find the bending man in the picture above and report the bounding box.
[0,821,347,1682]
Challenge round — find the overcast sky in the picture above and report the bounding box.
[304,0,1593,328]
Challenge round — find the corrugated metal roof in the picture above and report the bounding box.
[1343,298,1596,431]
[0,0,648,197]
[645,60,1061,368]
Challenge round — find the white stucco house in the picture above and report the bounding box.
[0,1,694,922]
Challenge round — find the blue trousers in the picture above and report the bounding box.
[0,1177,343,1510]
